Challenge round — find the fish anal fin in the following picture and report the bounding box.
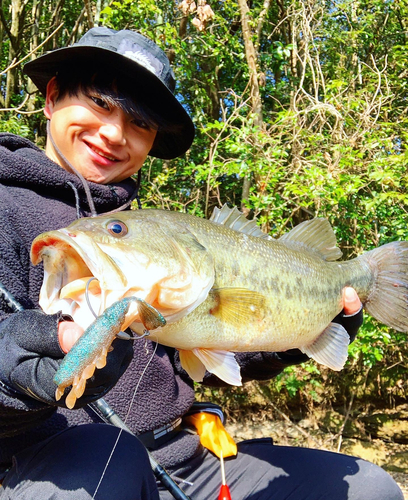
[210,288,266,326]
[300,322,350,371]
[179,349,206,382]
[192,348,242,386]
[210,205,272,240]
[279,219,342,261]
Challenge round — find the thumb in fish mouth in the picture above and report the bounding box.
[58,321,85,353]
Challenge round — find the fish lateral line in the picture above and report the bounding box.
[54,296,166,409]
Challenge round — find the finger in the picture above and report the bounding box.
[342,287,362,316]
[58,321,84,353]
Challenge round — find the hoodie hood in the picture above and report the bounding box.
[0,133,138,216]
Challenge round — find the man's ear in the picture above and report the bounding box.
[44,77,59,119]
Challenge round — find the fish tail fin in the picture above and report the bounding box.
[362,241,408,332]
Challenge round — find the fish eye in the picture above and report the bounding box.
[106,220,128,237]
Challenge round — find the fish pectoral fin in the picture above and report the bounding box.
[279,218,342,261]
[188,348,242,386]
[300,322,350,371]
[211,288,265,326]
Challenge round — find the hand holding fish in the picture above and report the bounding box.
[0,308,134,409]
[342,287,362,316]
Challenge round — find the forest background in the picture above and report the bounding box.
[0,0,407,436]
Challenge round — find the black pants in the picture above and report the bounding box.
[163,438,404,499]
[0,424,159,500]
[1,424,403,500]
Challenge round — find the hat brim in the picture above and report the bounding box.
[24,46,194,159]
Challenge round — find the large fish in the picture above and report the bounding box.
[31,206,408,393]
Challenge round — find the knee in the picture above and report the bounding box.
[347,459,404,500]
[4,424,159,500]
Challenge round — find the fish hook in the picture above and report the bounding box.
[85,278,151,341]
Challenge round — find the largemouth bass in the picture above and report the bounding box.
[31,206,408,397]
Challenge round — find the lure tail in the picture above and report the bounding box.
[54,297,166,409]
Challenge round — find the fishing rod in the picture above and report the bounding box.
[0,282,192,500]
[88,398,191,500]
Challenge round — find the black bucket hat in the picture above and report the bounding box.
[24,27,195,159]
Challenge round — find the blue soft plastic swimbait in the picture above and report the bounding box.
[54,296,166,409]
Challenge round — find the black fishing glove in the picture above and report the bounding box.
[0,309,134,409]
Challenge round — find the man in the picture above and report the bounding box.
[0,27,402,499]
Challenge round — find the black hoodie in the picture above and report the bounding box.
[0,133,362,471]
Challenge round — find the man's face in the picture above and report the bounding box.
[44,78,157,184]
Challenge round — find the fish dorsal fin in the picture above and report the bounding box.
[210,288,266,326]
[210,205,272,240]
[300,322,350,371]
[179,348,242,386]
[279,218,342,261]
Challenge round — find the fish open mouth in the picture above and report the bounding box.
[31,229,129,330]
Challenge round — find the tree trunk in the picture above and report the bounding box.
[84,0,94,29]
[237,0,266,215]
[4,0,27,108]
[26,0,42,111]
[237,0,263,128]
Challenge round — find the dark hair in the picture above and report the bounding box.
[54,63,173,133]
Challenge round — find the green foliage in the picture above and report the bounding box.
[0,115,31,137]
[275,364,323,401]
[349,317,392,368]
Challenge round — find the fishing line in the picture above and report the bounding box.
[0,283,189,498]
[83,280,160,498]
[92,335,159,499]
[84,282,190,498]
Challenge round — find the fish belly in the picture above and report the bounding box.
[149,247,363,353]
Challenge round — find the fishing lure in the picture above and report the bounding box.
[54,296,166,409]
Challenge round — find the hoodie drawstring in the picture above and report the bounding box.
[66,181,82,219]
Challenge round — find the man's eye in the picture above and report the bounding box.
[90,96,109,110]
[132,118,150,130]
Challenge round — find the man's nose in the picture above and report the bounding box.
[99,113,127,145]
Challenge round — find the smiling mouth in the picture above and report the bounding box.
[87,143,120,162]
